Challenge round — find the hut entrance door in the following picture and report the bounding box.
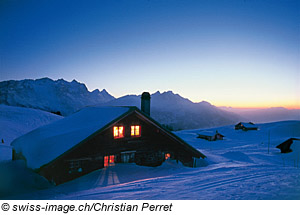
[121,151,136,163]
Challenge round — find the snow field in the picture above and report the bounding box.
[4,120,300,200]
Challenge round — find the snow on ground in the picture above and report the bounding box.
[2,120,300,200]
[0,144,12,161]
[0,104,62,145]
[0,161,52,198]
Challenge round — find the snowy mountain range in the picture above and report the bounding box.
[99,91,240,130]
[0,78,240,130]
[0,78,114,116]
[1,78,299,130]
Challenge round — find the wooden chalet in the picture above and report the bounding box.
[276,138,300,153]
[235,122,258,131]
[197,130,224,141]
[12,92,205,185]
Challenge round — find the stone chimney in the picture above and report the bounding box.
[141,92,151,116]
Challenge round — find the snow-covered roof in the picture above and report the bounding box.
[239,122,257,128]
[11,106,131,169]
[198,131,216,137]
[198,130,224,136]
[198,130,214,136]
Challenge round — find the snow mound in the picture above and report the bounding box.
[0,144,12,162]
[0,161,52,199]
[0,104,63,145]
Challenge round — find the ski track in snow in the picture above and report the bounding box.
[10,162,300,200]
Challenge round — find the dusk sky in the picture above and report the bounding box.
[0,0,299,108]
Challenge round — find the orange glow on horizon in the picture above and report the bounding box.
[221,104,300,110]
[174,90,300,110]
[191,99,300,110]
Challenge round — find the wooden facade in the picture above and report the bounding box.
[37,108,205,185]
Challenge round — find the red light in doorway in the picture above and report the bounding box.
[104,156,109,167]
[104,155,115,167]
[165,153,171,160]
[109,155,115,163]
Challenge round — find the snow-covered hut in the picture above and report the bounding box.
[11,93,205,185]
[197,130,224,141]
[235,122,258,131]
[276,138,300,153]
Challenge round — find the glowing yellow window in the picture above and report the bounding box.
[131,125,141,137]
[113,126,124,139]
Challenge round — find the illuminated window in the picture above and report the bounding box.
[131,125,141,137]
[113,126,124,139]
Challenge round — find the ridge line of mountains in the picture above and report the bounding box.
[1,78,299,130]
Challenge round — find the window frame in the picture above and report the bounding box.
[113,126,124,139]
[131,125,141,137]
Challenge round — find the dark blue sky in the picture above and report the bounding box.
[0,0,299,108]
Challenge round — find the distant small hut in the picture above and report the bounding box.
[197,130,224,141]
[235,122,258,131]
[276,138,300,153]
